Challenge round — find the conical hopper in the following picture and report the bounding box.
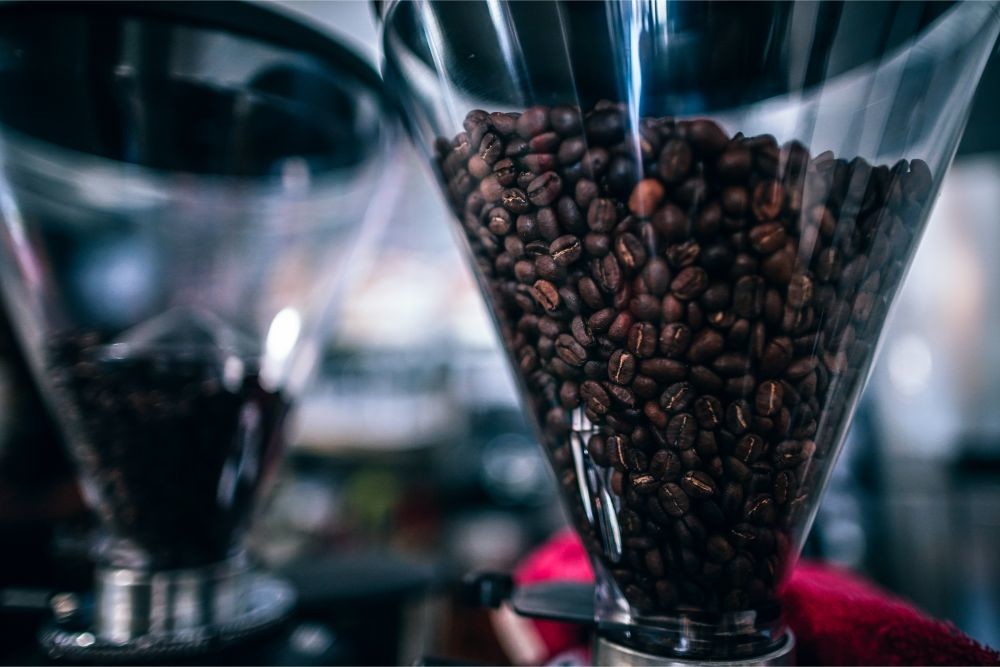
[380,1,1000,661]
[0,2,397,659]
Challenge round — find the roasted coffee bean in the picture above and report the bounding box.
[681,470,716,499]
[735,434,765,463]
[666,413,697,450]
[627,322,658,358]
[657,139,692,184]
[530,280,560,311]
[549,235,583,267]
[629,178,665,217]
[581,380,611,415]
[555,335,588,367]
[726,400,752,434]
[688,329,725,363]
[616,233,647,272]
[756,380,784,416]
[671,266,709,300]
[650,450,681,481]
[658,483,690,517]
[609,349,637,385]
[659,322,692,358]
[587,198,618,232]
[694,395,723,430]
[660,381,695,413]
[706,534,735,563]
[752,180,784,221]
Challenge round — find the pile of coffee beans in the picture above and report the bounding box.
[436,102,931,614]
[47,333,288,570]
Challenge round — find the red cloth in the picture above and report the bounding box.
[513,530,1000,666]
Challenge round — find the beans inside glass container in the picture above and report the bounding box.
[438,102,932,614]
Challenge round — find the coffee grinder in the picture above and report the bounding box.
[379,1,1000,663]
[0,2,398,660]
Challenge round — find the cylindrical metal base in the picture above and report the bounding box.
[593,630,795,666]
[39,557,295,662]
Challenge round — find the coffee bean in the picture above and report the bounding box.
[688,329,725,363]
[756,380,784,416]
[666,413,697,450]
[639,358,687,383]
[530,280,560,311]
[580,380,611,415]
[548,235,582,268]
[609,349,637,385]
[735,434,765,463]
[657,139,692,184]
[629,179,665,216]
[706,534,736,563]
[681,470,716,499]
[658,483,690,517]
[650,450,681,481]
[621,321,654,358]
[660,382,695,413]
[726,400,752,434]
[684,119,729,154]
[752,180,783,221]
[693,395,723,430]
[555,334,588,367]
[616,233,647,271]
[516,106,549,139]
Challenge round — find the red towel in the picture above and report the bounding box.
[510,530,1000,666]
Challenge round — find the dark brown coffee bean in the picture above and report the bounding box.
[761,337,794,377]
[744,494,777,525]
[650,450,681,481]
[725,374,757,397]
[570,316,594,348]
[594,254,623,292]
[666,240,702,269]
[762,249,795,284]
[640,358,687,383]
[684,119,728,154]
[516,106,549,139]
[555,334,588,367]
[752,180,783,221]
[717,146,752,182]
[755,380,784,416]
[626,322,657,358]
[526,171,562,207]
[606,383,636,408]
[641,258,671,297]
[586,433,608,467]
[535,255,565,282]
[660,382,695,412]
[774,470,796,504]
[773,440,807,468]
[658,483,690,517]
[735,434,765,463]
[615,233,647,272]
[530,280,560,312]
[579,278,605,309]
[609,349,637,385]
[749,223,786,254]
[580,380,611,415]
[657,138,692,184]
[633,375,659,399]
[689,365,724,393]
[501,187,530,214]
[659,322,691,358]
[787,273,814,308]
[706,534,735,563]
[713,352,749,377]
[726,400,752,434]
[681,470,716,499]
[693,395,722,430]
[688,329,725,363]
[629,295,661,322]
[608,311,634,341]
[608,434,629,472]
[666,413,697,450]
[549,235,582,268]
[587,198,618,232]
[652,203,689,240]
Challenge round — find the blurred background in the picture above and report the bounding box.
[0,2,997,664]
